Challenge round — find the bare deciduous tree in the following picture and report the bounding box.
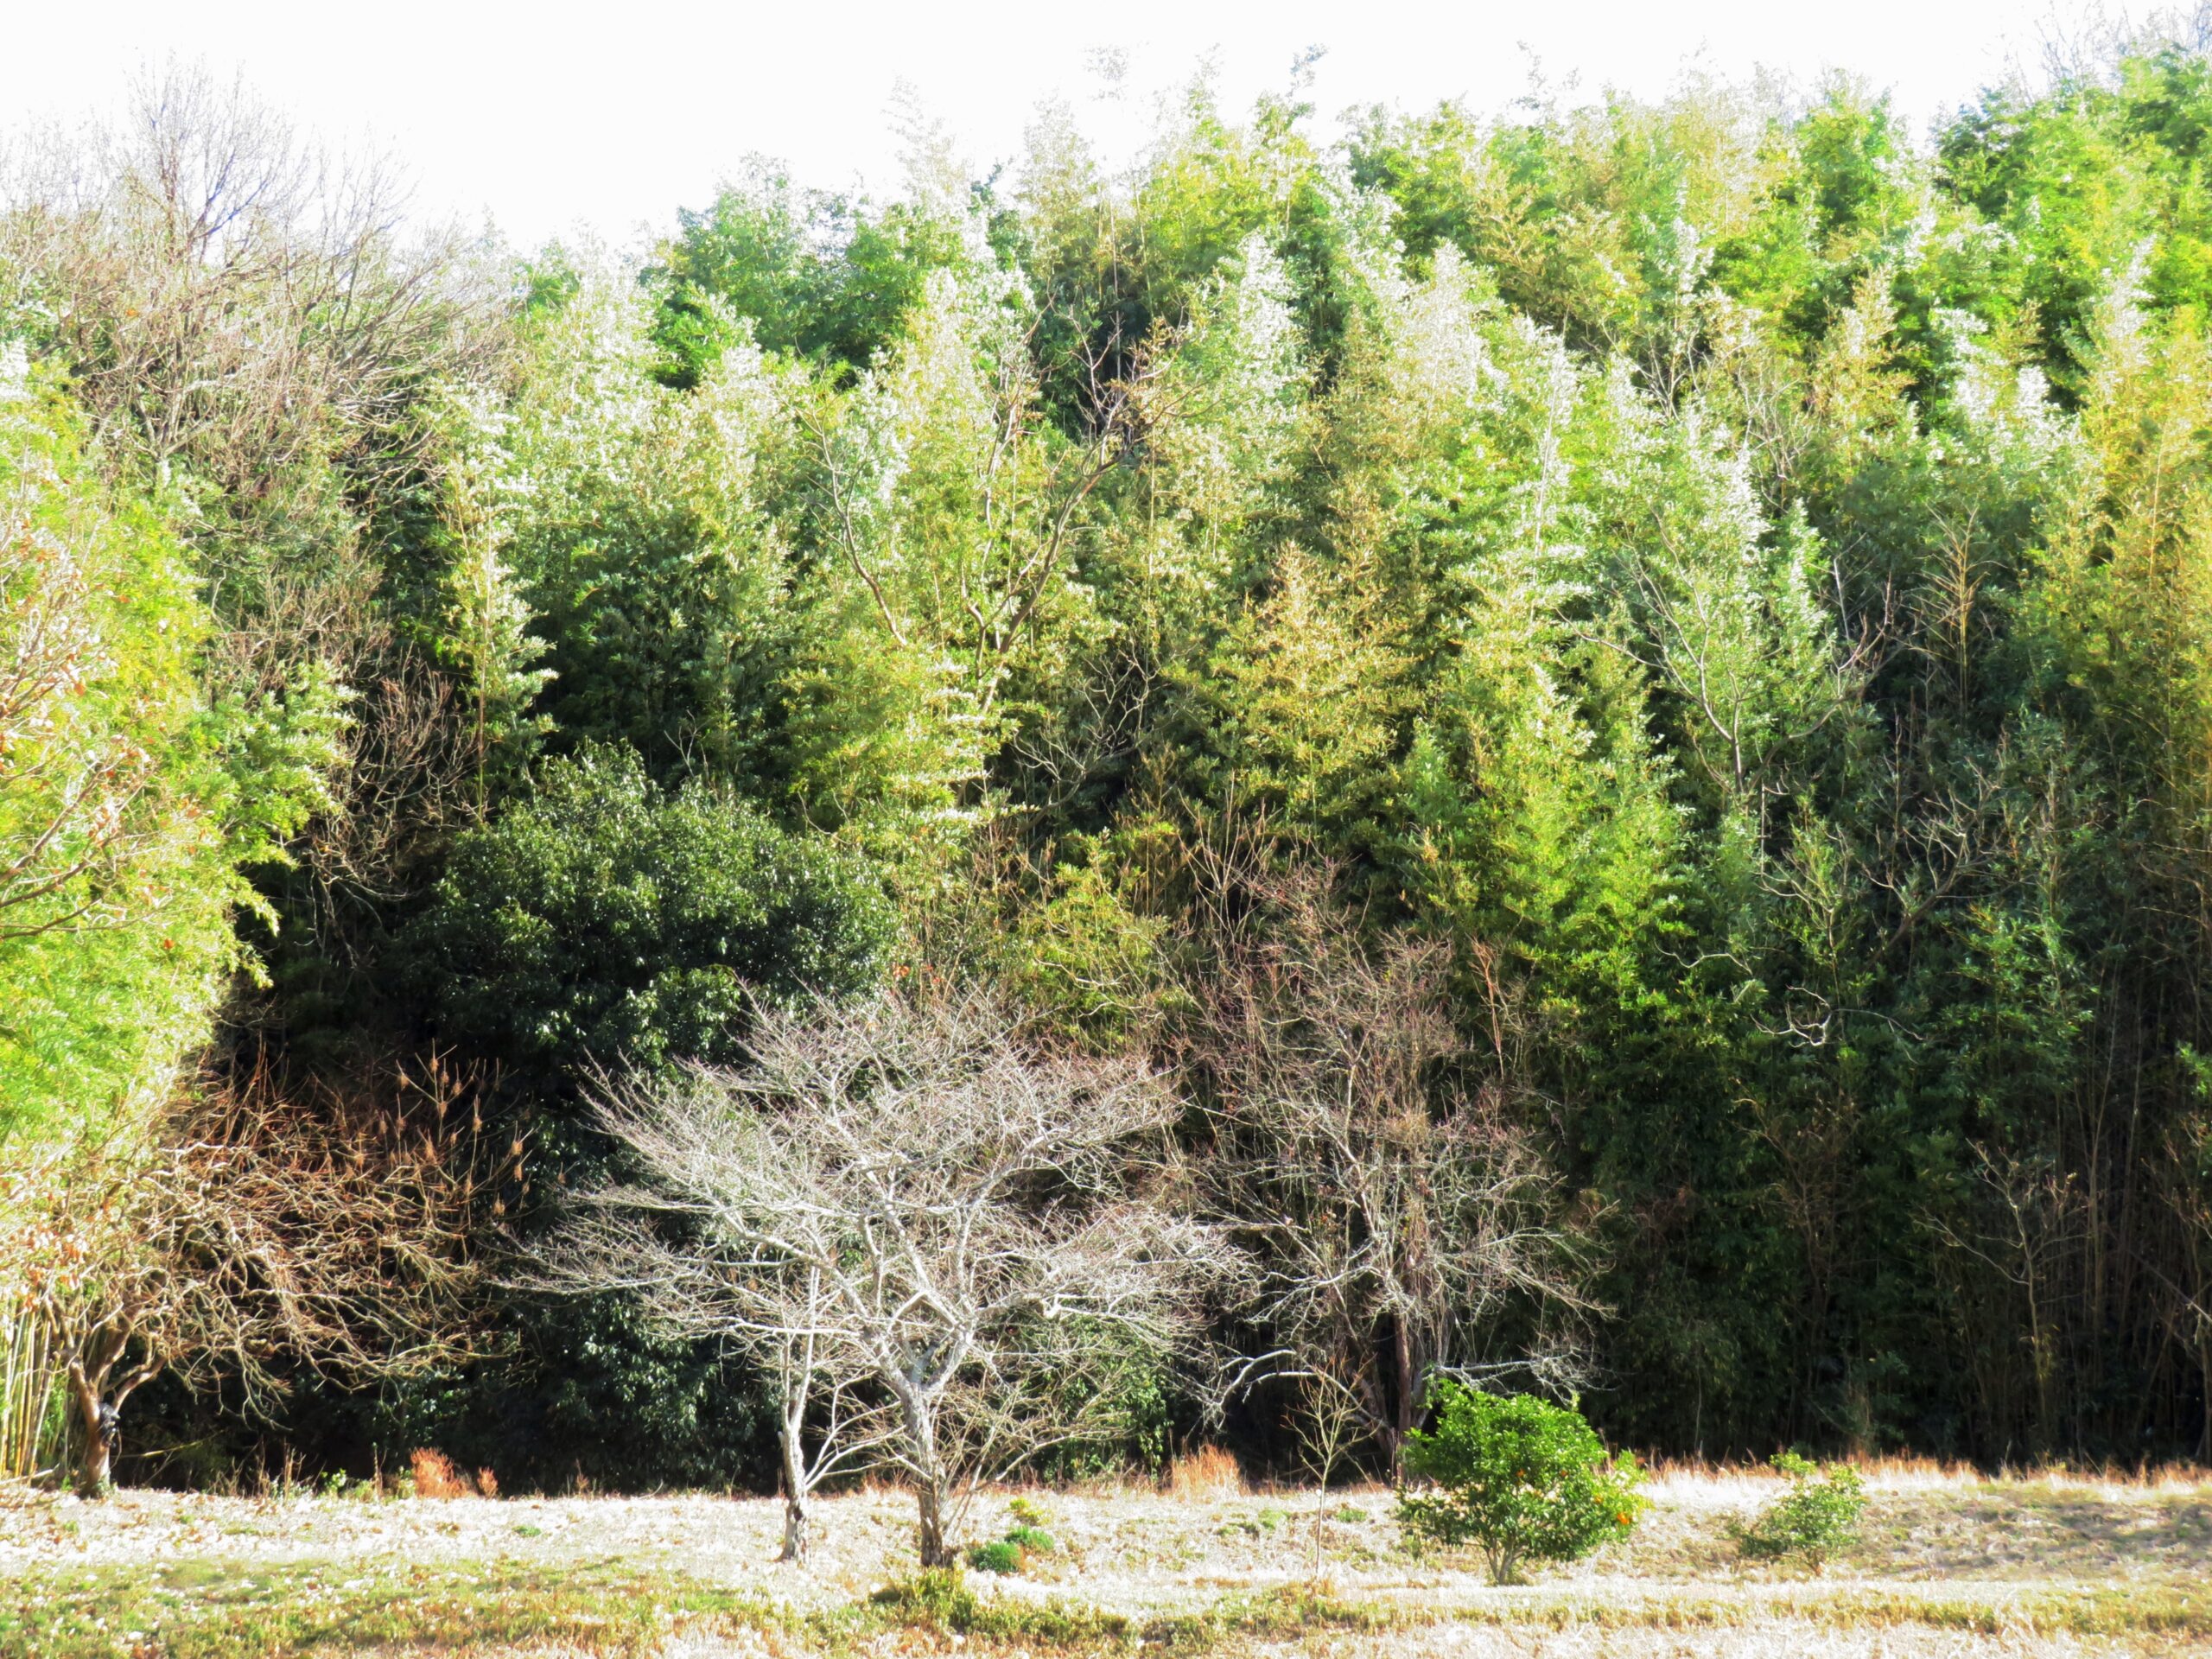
[537,987,1231,1567]
[0,63,499,514]
[2,1052,477,1495]
[1182,850,1591,1478]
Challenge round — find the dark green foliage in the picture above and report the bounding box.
[363,1291,779,1495]
[1735,1452,1868,1572]
[409,744,890,1087]
[387,744,887,1489]
[1397,1386,1647,1584]
[1004,1525,1058,1556]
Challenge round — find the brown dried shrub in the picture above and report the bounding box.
[1168,1445,1243,1499]
[410,1447,472,1498]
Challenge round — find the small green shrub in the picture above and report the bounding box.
[967,1540,1024,1574]
[1395,1382,1647,1585]
[1005,1524,1058,1556]
[1736,1451,1867,1572]
[1007,1497,1049,1527]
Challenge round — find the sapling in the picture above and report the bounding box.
[1395,1382,1646,1585]
[1735,1451,1867,1573]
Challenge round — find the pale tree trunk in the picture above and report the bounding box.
[897,1386,955,1567]
[916,1476,950,1568]
[778,1386,810,1564]
[781,1489,810,1563]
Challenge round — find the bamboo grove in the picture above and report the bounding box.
[10,28,2212,1490]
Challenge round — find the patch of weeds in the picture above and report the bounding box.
[864,1570,1132,1648]
[869,1568,980,1624]
[513,1522,545,1536]
[957,1519,1064,1577]
[1140,1586,1412,1654]
[1450,1586,2212,1639]
[1215,1504,1289,1539]
[0,1557,786,1659]
[2006,1586,2212,1638]
[861,1579,1406,1658]
[1210,1585,1402,1637]
[1007,1496,1049,1527]
[1332,1503,1369,1523]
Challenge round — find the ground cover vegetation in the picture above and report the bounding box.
[13,10,2212,1525]
[3,1464,2210,1658]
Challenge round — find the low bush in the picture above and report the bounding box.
[1396,1382,1647,1585]
[1736,1451,1867,1572]
[967,1541,1024,1574]
[1005,1524,1058,1556]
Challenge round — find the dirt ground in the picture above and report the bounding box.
[3,1465,2209,1656]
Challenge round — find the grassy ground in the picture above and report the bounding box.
[2,1464,2209,1657]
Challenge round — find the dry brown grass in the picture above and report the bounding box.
[408,1446,475,1498]
[1643,1452,2212,1494]
[1169,1445,1244,1499]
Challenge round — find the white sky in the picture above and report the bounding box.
[1,0,2096,251]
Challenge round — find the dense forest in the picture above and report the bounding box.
[10,21,2212,1500]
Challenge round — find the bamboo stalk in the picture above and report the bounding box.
[0,1305,58,1480]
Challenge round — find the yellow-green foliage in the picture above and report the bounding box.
[0,374,273,1147]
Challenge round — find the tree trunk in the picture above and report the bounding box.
[916,1478,950,1568]
[778,1394,810,1563]
[894,1382,956,1567]
[67,1370,115,1498]
[1388,1318,1419,1484]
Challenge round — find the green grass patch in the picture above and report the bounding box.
[0,1557,785,1659]
[865,1569,1133,1646]
[858,1571,1404,1655]
[966,1540,1025,1574]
